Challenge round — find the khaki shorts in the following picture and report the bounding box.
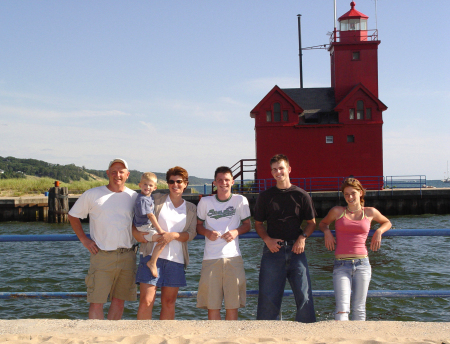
[196,256,246,310]
[85,249,137,304]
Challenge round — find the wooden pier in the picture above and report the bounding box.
[1,188,450,222]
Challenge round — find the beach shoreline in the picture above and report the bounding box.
[0,319,448,344]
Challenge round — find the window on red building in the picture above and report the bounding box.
[352,51,360,60]
[326,136,334,144]
[273,103,281,122]
[349,108,355,120]
[282,110,288,122]
[266,111,271,122]
[366,108,372,120]
[356,100,364,119]
[347,135,355,143]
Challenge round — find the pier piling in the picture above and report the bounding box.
[48,186,69,223]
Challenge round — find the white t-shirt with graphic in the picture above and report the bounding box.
[197,194,251,260]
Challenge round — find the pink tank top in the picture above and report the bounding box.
[334,208,371,256]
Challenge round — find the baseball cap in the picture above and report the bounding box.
[108,158,129,169]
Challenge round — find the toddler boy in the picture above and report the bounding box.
[133,172,166,278]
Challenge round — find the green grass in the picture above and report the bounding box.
[0,177,167,197]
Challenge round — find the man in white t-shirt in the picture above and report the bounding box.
[196,166,251,320]
[68,158,138,320]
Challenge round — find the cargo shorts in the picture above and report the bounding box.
[85,248,137,304]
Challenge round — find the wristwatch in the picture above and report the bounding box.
[301,233,308,239]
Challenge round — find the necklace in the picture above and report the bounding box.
[346,206,361,214]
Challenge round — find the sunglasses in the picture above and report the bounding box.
[168,180,184,184]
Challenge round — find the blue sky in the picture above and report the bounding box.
[1,0,449,180]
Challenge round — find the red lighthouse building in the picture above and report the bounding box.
[249,2,387,189]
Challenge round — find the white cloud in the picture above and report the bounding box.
[0,105,130,120]
[139,121,158,135]
[0,119,255,179]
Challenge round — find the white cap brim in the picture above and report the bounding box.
[108,158,129,169]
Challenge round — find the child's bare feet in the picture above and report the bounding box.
[147,260,158,277]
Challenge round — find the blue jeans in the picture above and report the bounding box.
[333,257,371,321]
[257,244,316,323]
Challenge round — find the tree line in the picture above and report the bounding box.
[0,156,98,183]
[0,156,212,185]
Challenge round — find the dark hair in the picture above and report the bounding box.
[166,166,189,184]
[214,166,233,180]
[270,154,289,167]
[341,178,366,205]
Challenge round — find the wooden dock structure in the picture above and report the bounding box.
[1,188,450,222]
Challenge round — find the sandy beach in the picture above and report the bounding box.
[0,319,448,344]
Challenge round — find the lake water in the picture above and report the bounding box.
[0,215,449,321]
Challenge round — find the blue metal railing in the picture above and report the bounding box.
[384,175,427,195]
[2,229,450,243]
[228,175,427,195]
[2,290,449,299]
[1,229,450,299]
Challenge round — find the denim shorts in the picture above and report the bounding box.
[136,254,186,288]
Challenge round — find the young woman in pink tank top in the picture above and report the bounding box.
[319,178,391,321]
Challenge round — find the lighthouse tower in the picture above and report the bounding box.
[331,1,380,103]
[248,1,387,188]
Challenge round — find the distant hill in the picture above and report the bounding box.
[0,156,213,185]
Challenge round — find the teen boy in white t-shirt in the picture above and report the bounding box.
[196,166,251,320]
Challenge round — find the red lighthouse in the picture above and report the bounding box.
[249,2,387,188]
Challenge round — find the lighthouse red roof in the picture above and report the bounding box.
[338,1,368,20]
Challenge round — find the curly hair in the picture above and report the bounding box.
[341,178,366,205]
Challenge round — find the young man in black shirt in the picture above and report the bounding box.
[254,154,316,322]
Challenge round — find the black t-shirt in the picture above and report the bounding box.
[254,185,316,241]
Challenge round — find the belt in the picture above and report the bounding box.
[101,247,133,253]
[277,240,296,246]
[101,243,139,253]
[336,256,368,261]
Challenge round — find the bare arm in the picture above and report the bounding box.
[68,214,99,255]
[319,207,341,251]
[292,219,316,254]
[196,219,221,241]
[221,218,251,243]
[255,220,282,253]
[157,231,189,245]
[368,208,392,251]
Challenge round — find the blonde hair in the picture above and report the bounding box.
[341,178,366,206]
[140,172,158,183]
